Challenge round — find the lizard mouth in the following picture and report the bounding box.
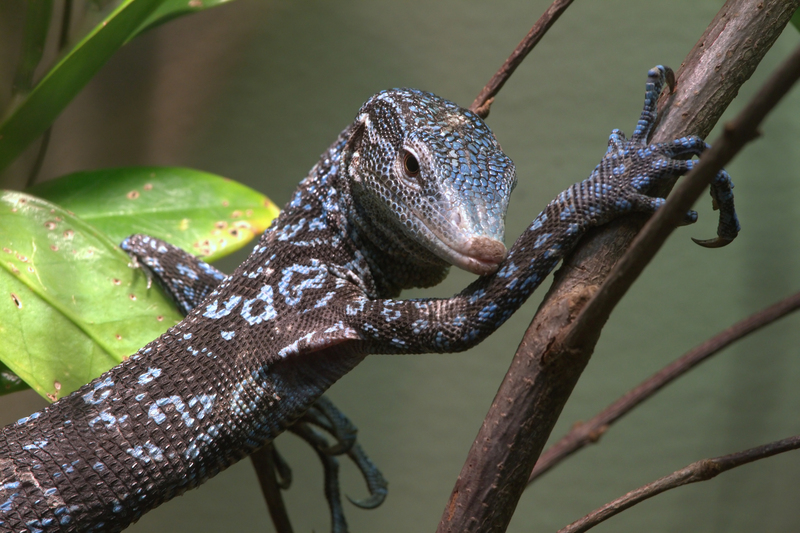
[406,194,508,276]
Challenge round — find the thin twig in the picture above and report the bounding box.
[437,2,800,531]
[529,290,800,483]
[468,0,574,118]
[558,434,800,533]
[251,445,294,533]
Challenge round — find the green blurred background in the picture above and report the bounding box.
[1,1,800,531]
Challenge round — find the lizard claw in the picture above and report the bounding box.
[691,236,734,248]
[344,443,388,509]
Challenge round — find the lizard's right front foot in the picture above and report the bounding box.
[590,65,741,246]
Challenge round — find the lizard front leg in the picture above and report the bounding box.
[121,235,387,533]
[350,66,740,355]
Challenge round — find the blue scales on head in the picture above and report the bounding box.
[0,66,739,532]
[346,88,516,293]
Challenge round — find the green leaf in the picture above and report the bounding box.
[133,0,237,37]
[792,8,800,32]
[0,0,166,173]
[28,167,280,262]
[0,191,183,400]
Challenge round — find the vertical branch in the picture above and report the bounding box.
[437,1,800,532]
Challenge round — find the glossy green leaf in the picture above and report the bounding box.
[0,0,166,173]
[0,192,183,400]
[133,0,237,37]
[28,167,280,262]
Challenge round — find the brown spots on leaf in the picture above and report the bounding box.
[215,221,228,230]
[129,294,137,301]
[50,245,58,252]
[157,315,164,322]
[63,229,74,239]
[2,248,10,254]
[189,0,203,6]
[115,334,123,340]
[112,278,121,285]
[8,264,19,275]
[127,190,140,200]
[47,381,62,402]
[221,200,229,207]
[27,266,34,273]
[143,183,153,191]
[16,254,28,262]
[44,221,57,230]
[231,210,242,219]
[10,293,21,308]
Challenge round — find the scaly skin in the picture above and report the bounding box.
[0,67,738,532]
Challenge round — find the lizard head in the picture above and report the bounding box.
[345,88,516,276]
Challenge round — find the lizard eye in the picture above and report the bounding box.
[403,151,420,177]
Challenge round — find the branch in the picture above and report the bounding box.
[558,434,800,533]
[437,1,800,531]
[468,0,575,119]
[529,290,800,483]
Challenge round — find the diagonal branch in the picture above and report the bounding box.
[469,0,575,119]
[558,434,800,533]
[529,290,800,483]
[437,1,800,531]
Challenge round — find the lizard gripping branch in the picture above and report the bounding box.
[0,66,738,532]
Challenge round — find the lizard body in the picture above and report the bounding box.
[0,67,739,532]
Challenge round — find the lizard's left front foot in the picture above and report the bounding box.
[597,65,741,246]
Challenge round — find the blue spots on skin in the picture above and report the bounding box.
[82,377,114,405]
[16,412,41,425]
[279,260,328,306]
[221,331,235,341]
[240,285,277,325]
[314,291,336,308]
[127,442,165,463]
[496,262,518,278]
[176,263,199,281]
[88,410,120,430]
[137,367,162,385]
[0,494,19,514]
[148,394,216,427]
[204,295,242,319]
[278,332,315,358]
[276,218,306,241]
[381,304,401,322]
[346,297,367,315]
[533,233,551,249]
[92,462,105,472]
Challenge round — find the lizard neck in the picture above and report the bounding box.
[346,196,451,297]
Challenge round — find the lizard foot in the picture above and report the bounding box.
[590,65,740,245]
